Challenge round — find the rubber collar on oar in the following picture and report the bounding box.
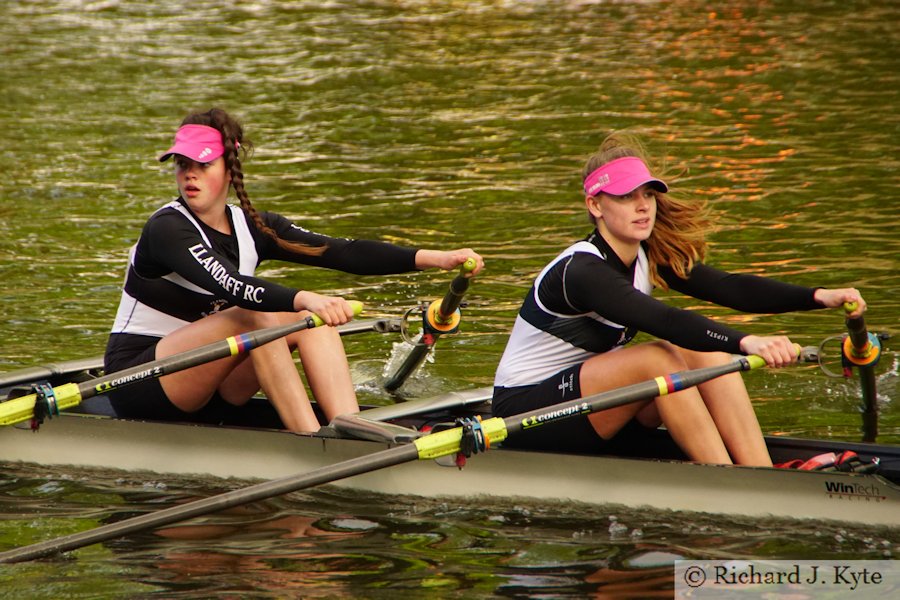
[425,299,461,333]
[842,334,881,367]
[840,301,881,367]
[30,383,59,431]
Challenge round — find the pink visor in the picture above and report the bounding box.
[583,156,668,196]
[159,124,225,163]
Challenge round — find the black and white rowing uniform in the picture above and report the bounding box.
[104,198,418,420]
[492,230,821,452]
[108,199,416,341]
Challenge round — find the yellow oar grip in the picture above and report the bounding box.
[746,355,767,369]
[309,300,364,327]
[461,257,477,274]
[844,301,858,314]
[743,344,802,371]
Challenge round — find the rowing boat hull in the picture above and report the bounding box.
[1,413,897,528]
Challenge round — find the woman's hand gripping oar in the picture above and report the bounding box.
[0,302,364,428]
[384,258,478,392]
[0,346,809,564]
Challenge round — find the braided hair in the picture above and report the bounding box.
[180,108,326,256]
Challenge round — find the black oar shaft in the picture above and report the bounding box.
[84,316,312,400]
[0,318,399,391]
[844,304,878,442]
[0,444,420,564]
[437,257,476,323]
[437,272,471,323]
[845,312,870,352]
[383,345,432,393]
[505,356,758,436]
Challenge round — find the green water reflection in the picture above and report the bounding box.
[0,0,897,594]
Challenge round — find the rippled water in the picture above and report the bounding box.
[1,464,896,599]
[1,0,898,596]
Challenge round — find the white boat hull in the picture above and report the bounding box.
[1,413,897,528]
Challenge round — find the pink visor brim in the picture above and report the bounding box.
[159,124,225,163]
[583,156,668,196]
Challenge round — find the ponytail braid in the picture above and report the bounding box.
[182,108,326,257]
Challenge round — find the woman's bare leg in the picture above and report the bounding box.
[677,348,772,466]
[292,324,359,423]
[156,308,323,432]
[246,335,321,432]
[581,342,732,464]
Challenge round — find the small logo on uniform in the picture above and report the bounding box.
[558,373,575,396]
[706,329,729,342]
[198,147,213,159]
[202,299,229,317]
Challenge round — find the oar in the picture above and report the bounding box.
[0,349,794,563]
[384,258,478,392]
[0,317,400,391]
[841,301,881,442]
[0,302,363,428]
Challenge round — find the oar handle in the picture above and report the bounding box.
[842,301,871,353]
[437,257,477,323]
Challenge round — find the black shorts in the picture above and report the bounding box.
[103,333,250,424]
[492,363,655,454]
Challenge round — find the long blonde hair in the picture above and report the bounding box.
[582,132,711,288]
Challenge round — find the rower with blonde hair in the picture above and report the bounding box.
[492,131,865,465]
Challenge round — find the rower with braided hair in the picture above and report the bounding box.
[105,108,483,431]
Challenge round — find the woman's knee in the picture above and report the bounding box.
[230,307,285,329]
[580,341,687,393]
[644,340,689,371]
[678,347,731,369]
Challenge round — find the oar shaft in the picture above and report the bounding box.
[0,319,398,391]
[0,302,362,427]
[412,353,776,460]
[383,344,433,393]
[843,301,870,350]
[0,444,420,564]
[89,315,318,397]
[843,302,878,442]
[506,355,762,437]
[384,259,477,392]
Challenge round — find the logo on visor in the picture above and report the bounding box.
[587,174,610,195]
[198,147,213,160]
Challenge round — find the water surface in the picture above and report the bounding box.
[1,0,897,596]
